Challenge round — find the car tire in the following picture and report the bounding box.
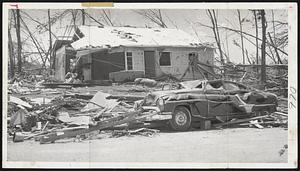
[169,106,192,131]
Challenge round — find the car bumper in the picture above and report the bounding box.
[143,112,172,122]
[141,106,172,121]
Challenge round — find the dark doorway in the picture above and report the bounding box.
[92,51,125,80]
[144,51,156,78]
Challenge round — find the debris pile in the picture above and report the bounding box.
[111,128,160,138]
[213,112,287,129]
[222,64,288,97]
[8,91,158,144]
[8,71,59,95]
[64,72,82,84]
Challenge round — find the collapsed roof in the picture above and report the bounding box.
[71,25,214,50]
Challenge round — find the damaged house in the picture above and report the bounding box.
[52,25,215,82]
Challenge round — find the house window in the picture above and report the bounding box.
[126,52,133,70]
[159,52,171,66]
[188,52,197,60]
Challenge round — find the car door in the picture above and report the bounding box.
[204,81,235,117]
[189,82,209,117]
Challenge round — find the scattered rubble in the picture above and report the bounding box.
[213,112,287,129]
[7,73,288,145]
[8,88,158,144]
[111,128,160,138]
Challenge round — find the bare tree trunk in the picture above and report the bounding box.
[271,10,276,48]
[268,32,283,64]
[81,9,85,25]
[15,9,22,73]
[102,10,114,26]
[253,10,259,66]
[267,40,277,63]
[207,10,224,65]
[225,30,230,60]
[83,11,104,27]
[71,10,77,27]
[260,10,267,87]
[8,24,15,77]
[48,9,53,72]
[157,9,167,28]
[237,10,245,64]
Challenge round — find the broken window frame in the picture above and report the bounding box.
[125,51,133,70]
[159,52,171,66]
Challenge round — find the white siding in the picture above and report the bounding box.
[155,47,214,80]
[125,50,145,71]
[123,47,214,80]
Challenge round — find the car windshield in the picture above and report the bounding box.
[179,80,205,89]
[205,81,247,91]
[223,82,241,91]
[205,81,224,90]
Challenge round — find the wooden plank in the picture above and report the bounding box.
[249,120,264,129]
[213,115,269,127]
[273,112,288,117]
[39,111,156,144]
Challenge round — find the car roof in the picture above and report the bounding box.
[180,79,248,89]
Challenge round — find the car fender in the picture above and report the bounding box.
[164,101,207,119]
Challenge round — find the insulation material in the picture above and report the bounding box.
[58,112,91,126]
[81,91,119,112]
[9,96,32,109]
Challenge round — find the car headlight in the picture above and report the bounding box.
[156,98,165,111]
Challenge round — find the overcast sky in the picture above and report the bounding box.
[9,8,288,65]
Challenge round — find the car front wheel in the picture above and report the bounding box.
[169,106,192,131]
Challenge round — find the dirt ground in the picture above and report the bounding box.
[7,84,288,164]
[7,127,288,163]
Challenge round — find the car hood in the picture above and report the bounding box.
[149,88,202,100]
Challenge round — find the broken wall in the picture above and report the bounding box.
[92,51,125,80]
[54,46,67,81]
[154,47,214,80]
[120,46,214,80]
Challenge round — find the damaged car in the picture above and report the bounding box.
[135,79,278,131]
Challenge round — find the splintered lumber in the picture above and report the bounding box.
[273,111,288,117]
[197,64,218,78]
[111,128,160,138]
[42,82,111,88]
[107,94,144,101]
[249,120,264,129]
[9,96,32,108]
[213,115,269,127]
[39,111,157,144]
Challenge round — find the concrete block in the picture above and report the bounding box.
[109,70,145,82]
[200,120,211,130]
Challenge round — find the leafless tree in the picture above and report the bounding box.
[206,9,225,65]
[260,10,267,85]
[198,21,288,56]
[237,10,246,64]
[81,9,85,25]
[252,10,259,65]
[19,14,49,68]
[101,9,114,26]
[48,9,53,71]
[133,9,168,28]
[8,11,15,77]
[13,9,22,73]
